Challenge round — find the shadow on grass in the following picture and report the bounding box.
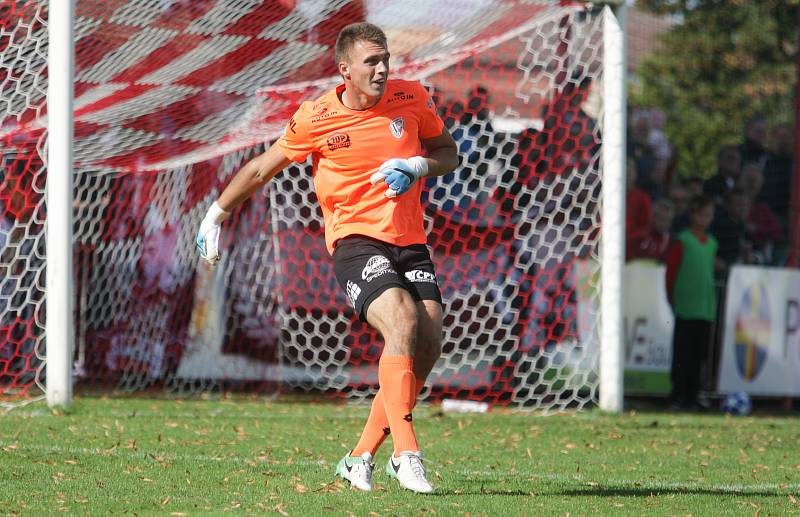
[450,478,791,498]
[558,486,789,498]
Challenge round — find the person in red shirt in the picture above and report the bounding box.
[627,198,674,262]
[739,162,784,264]
[626,156,653,243]
[195,23,458,494]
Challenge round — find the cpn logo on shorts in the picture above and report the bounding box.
[405,270,437,283]
[362,255,393,282]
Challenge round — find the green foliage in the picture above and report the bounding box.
[632,1,797,179]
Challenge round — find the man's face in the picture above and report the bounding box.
[652,203,674,233]
[746,120,767,146]
[727,193,750,222]
[341,40,390,98]
[669,186,689,214]
[741,165,763,194]
[691,204,715,230]
[719,148,741,177]
[773,124,793,154]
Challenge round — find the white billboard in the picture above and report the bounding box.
[718,266,800,396]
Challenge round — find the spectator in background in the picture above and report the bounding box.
[628,108,659,199]
[669,182,691,234]
[648,108,675,193]
[627,198,674,262]
[666,194,717,411]
[761,122,793,229]
[703,145,741,204]
[684,176,704,198]
[710,188,755,272]
[739,114,772,167]
[740,162,783,264]
[626,156,652,244]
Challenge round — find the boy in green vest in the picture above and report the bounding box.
[665,194,717,410]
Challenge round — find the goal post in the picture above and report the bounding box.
[600,2,627,413]
[45,0,76,408]
[0,0,627,413]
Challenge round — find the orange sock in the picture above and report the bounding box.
[377,355,419,454]
[351,377,424,457]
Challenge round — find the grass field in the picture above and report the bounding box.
[1,397,799,516]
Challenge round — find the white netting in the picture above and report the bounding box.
[1,0,604,410]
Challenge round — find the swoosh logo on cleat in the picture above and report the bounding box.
[344,457,354,473]
[390,457,401,474]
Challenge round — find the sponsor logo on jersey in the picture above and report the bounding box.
[346,280,361,308]
[286,117,297,134]
[404,270,437,283]
[389,116,404,139]
[327,132,351,150]
[362,255,394,282]
[387,91,415,103]
[311,109,338,123]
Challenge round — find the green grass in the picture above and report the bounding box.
[1,397,799,516]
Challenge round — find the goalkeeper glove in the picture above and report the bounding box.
[196,201,230,265]
[370,157,428,198]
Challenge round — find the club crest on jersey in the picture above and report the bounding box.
[389,116,404,139]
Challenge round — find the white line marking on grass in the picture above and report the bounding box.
[3,441,798,494]
[3,409,368,420]
[0,440,331,467]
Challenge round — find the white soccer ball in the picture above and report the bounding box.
[721,391,752,416]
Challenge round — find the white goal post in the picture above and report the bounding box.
[45,0,75,408]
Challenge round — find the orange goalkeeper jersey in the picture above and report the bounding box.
[276,79,445,254]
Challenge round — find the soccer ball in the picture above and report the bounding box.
[721,391,752,416]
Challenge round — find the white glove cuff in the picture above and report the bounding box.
[408,156,429,178]
[207,201,231,224]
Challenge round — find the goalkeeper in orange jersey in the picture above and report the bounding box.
[196,22,458,493]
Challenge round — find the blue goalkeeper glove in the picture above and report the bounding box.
[196,201,230,266]
[370,157,428,198]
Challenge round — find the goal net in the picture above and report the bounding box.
[1,0,606,410]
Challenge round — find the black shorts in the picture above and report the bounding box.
[332,235,442,321]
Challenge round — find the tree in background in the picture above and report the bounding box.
[632,0,798,179]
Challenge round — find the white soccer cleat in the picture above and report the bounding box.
[335,451,375,491]
[386,451,434,493]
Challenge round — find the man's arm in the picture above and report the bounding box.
[370,128,459,197]
[420,128,459,178]
[217,142,292,211]
[196,142,291,264]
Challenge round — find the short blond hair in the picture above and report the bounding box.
[335,22,387,64]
